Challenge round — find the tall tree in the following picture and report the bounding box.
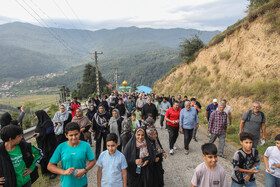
[179,35,204,63]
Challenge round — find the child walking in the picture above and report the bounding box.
[97,133,128,187]
[231,132,260,187]
[191,143,229,187]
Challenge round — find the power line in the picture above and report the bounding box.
[15,0,75,54]
[28,0,89,53]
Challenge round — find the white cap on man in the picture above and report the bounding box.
[213,99,218,103]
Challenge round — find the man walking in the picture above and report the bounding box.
[239,101,266,148]
[125,97,136,118]
[177,95,185,109]
[136,95,145,111]
[165,101,181,155]
[205,99,218,121]
[208,103,227,158]
[160,97,171,129]
[179,101,199,155]
[141,97,158,121]
[190,98,201,142]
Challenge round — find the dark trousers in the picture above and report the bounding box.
[95,131,107,159]
[22,180,31,187]
[192,127,197,139]
[160,115,167,127]
[183,129,194,150]
[168,125,179,149]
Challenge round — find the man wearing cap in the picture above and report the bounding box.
[205,99,218,121]
[177,95,185,109]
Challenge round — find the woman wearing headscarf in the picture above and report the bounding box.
[52,104,72,144]
[108,109,123,151]
[124,127,155,187]
[93,105,111,159]
[120,117,133,152]
[71,108,92,141]
[34,110,57,179]
[146,128,167,187]
[86,104,96,121]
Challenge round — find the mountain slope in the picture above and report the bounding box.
[0,45,62,80]
[153,0,280,139]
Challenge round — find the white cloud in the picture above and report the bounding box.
[0,0,249,31]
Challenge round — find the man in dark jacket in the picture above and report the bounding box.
[115,98,126,116]
[141,97,159,121]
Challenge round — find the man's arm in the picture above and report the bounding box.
[191,183,196,187]
[122,169,127,187]
[262,123,266,140]
[97,166,102,187]
[47,162,75,175]
[239,120,245,137]
[228,112,232,124]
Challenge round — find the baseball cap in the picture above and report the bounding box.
[213,99,218,103]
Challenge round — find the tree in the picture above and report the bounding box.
[179,35,204,63]
[75,64,109,99]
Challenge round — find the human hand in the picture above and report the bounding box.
[0,177,5,184]
[250,167,260,174]
[34,133,40,139]
[57,123,62,126]
[74,169,86,179]
[63,167,75,175]
[196,124,199,129]
[204,117,207,121]
[163,153,167,159]
[103,122,108,127]
[244,173,251,181]
[262,135,266,140]
[142,160,149,167]
[80,128,85,132]
[179,127,183,134]
[155,157,160,163]
[22,168,32,177]
[20,105,25,112]
[273,163,280,169]
[156,116,159,119]
[238,132,241,137]
[135,159,142,165]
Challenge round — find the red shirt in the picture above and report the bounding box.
[165,107,181,127]
[71,103,81,117]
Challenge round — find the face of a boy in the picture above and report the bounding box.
[202,154,218,168]
[131,115,136,121]
[107,141,118,155]
[12,134,23,145]
[65,130,80,145]
[276,140,280,150]
[240,139,253,152]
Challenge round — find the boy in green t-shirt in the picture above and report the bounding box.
[135,107,142,121]
[0,125,43,187]
[48,122,96,187]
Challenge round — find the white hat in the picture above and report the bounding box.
[213,99,218,103]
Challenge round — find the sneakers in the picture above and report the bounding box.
[169,149,174,155]
[173,146,177,150]
[184,150,189,155]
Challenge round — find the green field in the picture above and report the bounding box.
[0,94,58,112]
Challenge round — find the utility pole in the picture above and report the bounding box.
[90,51,103,96]
[112,68,118,90]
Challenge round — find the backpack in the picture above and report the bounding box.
[246,110,264,122]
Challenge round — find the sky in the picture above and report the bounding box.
[0,0,249,31]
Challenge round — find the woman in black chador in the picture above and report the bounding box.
[34,110,57,179]
[124,127,155,187]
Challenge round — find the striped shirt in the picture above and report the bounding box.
[208,110,227,135]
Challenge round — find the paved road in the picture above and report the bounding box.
[56,119,266,187]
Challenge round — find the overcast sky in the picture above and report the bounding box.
[0,0,249,31]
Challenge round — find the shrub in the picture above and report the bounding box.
[179,35,204,63]
[219,51,231,60]
[211,56,218,64]
[243,70,253,78]
[189,66,197,75]
[199,66,207,72]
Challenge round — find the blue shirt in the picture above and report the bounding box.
[96,150,128,187]
[50,141,95,187]
[179,107,199,129]
[160,101,171,115]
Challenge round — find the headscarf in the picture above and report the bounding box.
[52,104,70,125]
[94,105,108,127]
[109,109,121,143]
[86,104,96,121]
[72,114,91,129]
[124,127,155,175]
[35,110,52,128]
[146,128,164,155]
[136,128,149,159]
[0,112,12,128]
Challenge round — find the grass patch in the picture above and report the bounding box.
[264,9,280,34]
[213,65,220,74]
[199,66,207,72]
[189,66,197,75]
[219,51,231,60]
[211,56,218,64]
[243,70,253,78]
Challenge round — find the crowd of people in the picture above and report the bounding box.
[0,92,279,187]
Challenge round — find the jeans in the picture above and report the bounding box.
[209,134,226,156]
[192,127,197,139]
[183,129,194,150]
[168,125,179,149]
[265,172,280,187]
[160,115,167,127]
[231,180,257,187]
